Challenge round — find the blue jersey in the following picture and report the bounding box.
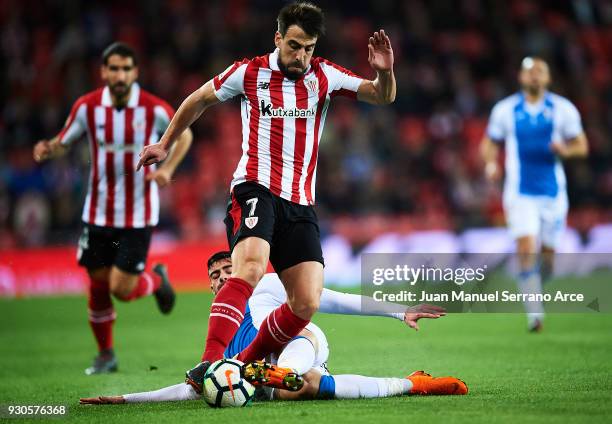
[486,92,583,199]
[224,304,258,358]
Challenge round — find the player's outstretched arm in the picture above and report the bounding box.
[80,382,200,404]
[137,80,219,170]
[357,29,396,105]
[318,288,445,331]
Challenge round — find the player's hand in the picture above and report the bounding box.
[368,29,394,73]
[146,167,172,187]
[550,142,569,159]
[79,395,125,405]
[137,142,168,171]
[403,304,446,331]
[484,161,502,182]
[33,140,52,163]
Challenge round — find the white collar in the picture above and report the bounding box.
[269,49,280,71]
[101,82,140,108]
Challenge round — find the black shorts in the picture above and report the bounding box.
[77,223,152,274]
[224,182,324,273]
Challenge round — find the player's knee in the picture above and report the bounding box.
[289,297,320,319]
[109,276,133,300]
[234,260,265,286]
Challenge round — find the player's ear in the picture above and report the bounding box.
[100,65,106,81]
[274,31,282,49]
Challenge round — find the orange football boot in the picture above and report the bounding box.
[242,360,304,391]
[407,370,468,395]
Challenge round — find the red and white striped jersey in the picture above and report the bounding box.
[213,49,363,205]
[58,83,174,228]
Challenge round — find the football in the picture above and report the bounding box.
[202,359,255,408]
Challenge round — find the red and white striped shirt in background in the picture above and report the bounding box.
[58,83,174,228]
[213,49,363,206]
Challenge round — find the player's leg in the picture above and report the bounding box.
[539,195,567,284]
[77,225,119,374]
[276,370,467,400]
[192,182,275,383]
[108,227,175,313]
[237,206,324,364]
[237,261,323,363]
[516,234,545,331]
[505,195,544,331]
[199,237,269,363]
[85,266,118,375]
[200,183,278,363]
[540,245,555,283]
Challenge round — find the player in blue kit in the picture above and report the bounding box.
[480,57,588,331]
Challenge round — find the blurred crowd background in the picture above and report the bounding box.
[1,0,611,249]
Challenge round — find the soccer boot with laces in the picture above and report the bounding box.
[242,360,304,391]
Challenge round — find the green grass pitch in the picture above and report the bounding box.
[1,282,611,424]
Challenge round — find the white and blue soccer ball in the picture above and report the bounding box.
[202,358,255,408]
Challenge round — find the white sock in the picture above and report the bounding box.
[332,375,412,399]
[123,383,200,403]
[517,269,545,325]
[277,337,316,375]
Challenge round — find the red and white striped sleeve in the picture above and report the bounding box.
[212,59,250,102]
[153,99,176,134]
[320,59,364,99]
[58,96,88,146]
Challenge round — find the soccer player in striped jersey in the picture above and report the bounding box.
[138,1,396,389]
[33,42,193,374]
[480,57,588,331]
[79,252,466,404]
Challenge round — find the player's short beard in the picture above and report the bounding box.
[109,82,132,104]
[278,57,306,81]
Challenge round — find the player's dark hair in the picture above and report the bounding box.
[207,251,231,270]
[277,2,325,38]
[102,42,138,66]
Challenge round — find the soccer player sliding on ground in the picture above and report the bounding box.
[33,42,193,374]
[138,1,397,391]
[80,252,467,404]
[480,57,588,332]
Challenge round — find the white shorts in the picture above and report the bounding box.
[503,192,568,248]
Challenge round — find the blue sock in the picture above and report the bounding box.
[316,375,336,399]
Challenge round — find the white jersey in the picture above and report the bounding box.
[213,49,363,205]
[486,91,583,200]
[58,83,174,228]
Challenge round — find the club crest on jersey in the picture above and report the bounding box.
[245,216,259,229]
[306,79,318,92]
[133,119,145,132]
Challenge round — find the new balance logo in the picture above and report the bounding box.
[257,82,270,90]
[259,100,316,118]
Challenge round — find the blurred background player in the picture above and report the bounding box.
[32,42,193,374]
[480,57,588,332]
[137,1,396,384]
[79,251,465,404]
